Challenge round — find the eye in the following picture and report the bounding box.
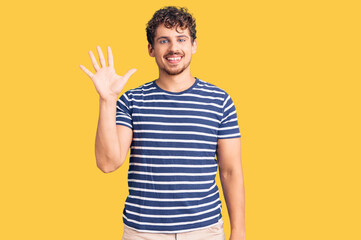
[160,39,168,44]
[178,39,186,42]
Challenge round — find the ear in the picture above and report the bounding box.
[192,39,197,54]
[148,43,155,57]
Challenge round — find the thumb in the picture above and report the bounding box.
[123,68,137,81]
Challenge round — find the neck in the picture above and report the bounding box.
[156,70,196,93]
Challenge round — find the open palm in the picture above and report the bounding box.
[79,46,136,100]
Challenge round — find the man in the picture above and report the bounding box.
[80,6,245,240]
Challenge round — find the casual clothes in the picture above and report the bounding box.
[116,77,241,233]
[121,218,225,240]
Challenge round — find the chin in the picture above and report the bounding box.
[165,69,186,75]
[162,62,191,76]
[161,66,187,76]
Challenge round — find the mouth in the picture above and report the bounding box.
[165,55,183,64]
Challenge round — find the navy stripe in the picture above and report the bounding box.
[116,77,240,233]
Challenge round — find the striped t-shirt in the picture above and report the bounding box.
[116,77,241,233]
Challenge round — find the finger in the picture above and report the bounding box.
[89,50,100,72]
[123,68,137,81]
[96,46,106,68]
[107,46,114,67]
[79,65,94,79]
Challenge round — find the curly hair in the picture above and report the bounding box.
[146,6,197,47]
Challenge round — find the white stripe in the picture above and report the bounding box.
[133,121,218,131]
[123,92,131,102]
[225,102,234,112]
[116,121,132,128]
[197,81,219,88]
[130,154,214,160]
[143,82,154,87]
[130,105,222,116]
[127,189,219,202]
[217,133,241,138]
[128,171,216,176]
[222,118,237,124]
[133,130,217,138]
[132,138,217,145]
[124,197,219,210]
[129,163,217,168]
[129,183,216,193]
[129,98,223,108]
[218,125,239,131]
[117,98,130,111]
[127,178,214,184]
[132,113,220,124]
[131,146,215,152]
[128,82,153,93]
[123,213,219,227]
[116,114,131,120]
[193,87,225,95]
[221,110,237,122]
[129,86,156,92]
[223,95,230,108]
[128,91,224,101]
[125,204,221,218]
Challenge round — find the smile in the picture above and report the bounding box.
[165,56,182,64]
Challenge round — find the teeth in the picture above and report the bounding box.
[167,57,181,61]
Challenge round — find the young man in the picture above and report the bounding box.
[80,6,245,240]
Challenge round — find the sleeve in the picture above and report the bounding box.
[115,91,133,129]
[217,92,241,139]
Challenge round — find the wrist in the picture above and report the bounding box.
[99,95,118,103]
[230,230,246,239]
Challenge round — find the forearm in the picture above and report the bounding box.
[95,97,122,173]
[220,168,246,239]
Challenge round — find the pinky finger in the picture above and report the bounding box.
[79,65,94,79]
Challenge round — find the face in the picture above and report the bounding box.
[148,23,197,76]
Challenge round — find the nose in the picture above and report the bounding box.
[168,40,179,53]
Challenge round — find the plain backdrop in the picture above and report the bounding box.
[1,0,360,239]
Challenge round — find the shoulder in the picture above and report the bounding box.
[122,80,155,96]
[195,78,230,99]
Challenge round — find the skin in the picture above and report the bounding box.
[148,23,197,93]
[80,21,245,240]
[79,46,135,173]
[217,137,246,240]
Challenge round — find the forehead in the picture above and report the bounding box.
[155,23,191,38]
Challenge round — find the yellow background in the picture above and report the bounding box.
[1,0,360,239]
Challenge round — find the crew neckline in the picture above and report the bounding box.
[153,77,199,95]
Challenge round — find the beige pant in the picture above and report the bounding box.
[121,219,225,240]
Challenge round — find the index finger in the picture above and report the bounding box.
[107,46,114,67]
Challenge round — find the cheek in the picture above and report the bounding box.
[154,54,164,66]
[155,50,164,58]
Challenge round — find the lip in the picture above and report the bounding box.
[164,55,183,64]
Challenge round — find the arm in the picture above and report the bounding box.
[217,137,246,240]
[95,97,133,173]
[79,46,136,173]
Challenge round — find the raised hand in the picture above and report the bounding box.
[79,46,136,100]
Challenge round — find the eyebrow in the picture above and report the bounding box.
[156,35,189,41]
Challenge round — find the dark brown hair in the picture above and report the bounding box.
[146,6,197,47]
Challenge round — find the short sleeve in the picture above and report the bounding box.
[116,92,133,129]
[217,92,241,139]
